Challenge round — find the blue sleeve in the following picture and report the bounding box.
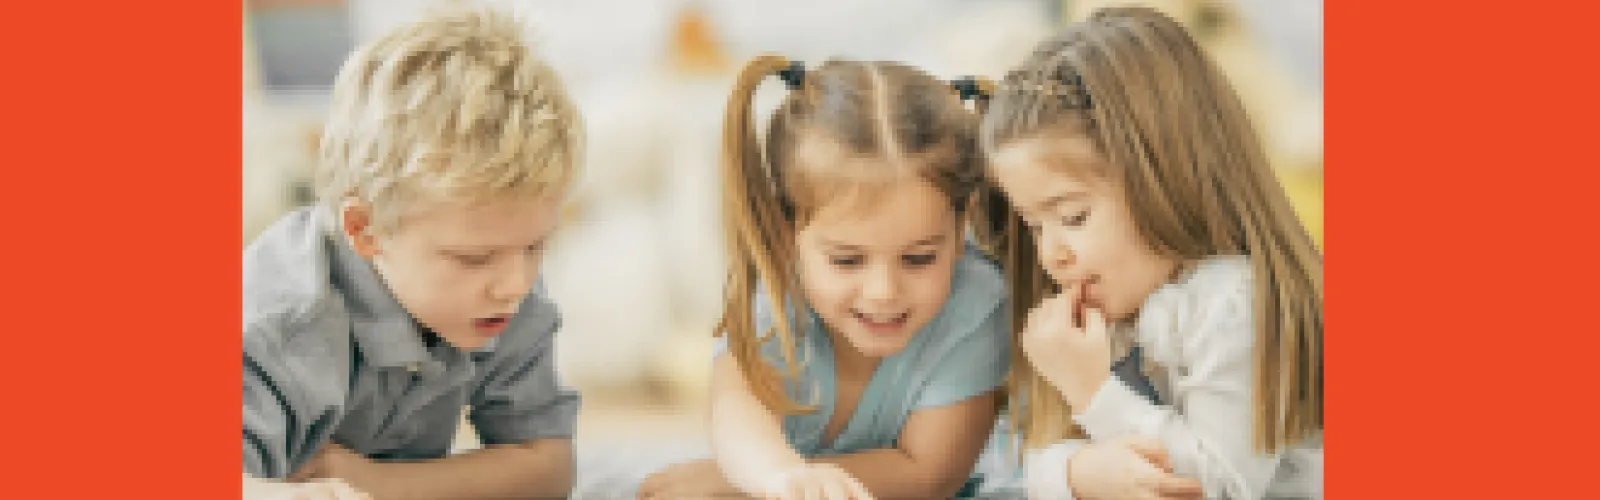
[912,303,1011,410]
[713,334,730,358]
[712,286,791,363]
[469,301,581,445]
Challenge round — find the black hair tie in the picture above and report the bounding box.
[951,76,989,102]
[776,60,805,90]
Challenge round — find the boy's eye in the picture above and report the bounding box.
[455,254,493,266]
[902,253,938,267]
[829,255,864,268]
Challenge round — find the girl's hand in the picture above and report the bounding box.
[759,463,875,500]
[638,458,749,499]
[1020,281,1113,409]
[1065,436,1202,500]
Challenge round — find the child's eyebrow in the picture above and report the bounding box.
[1029,191,1088,215]
[439,235,550,253]
[818,239,864,252]
[818,233,948,252]
[908,234,948,248]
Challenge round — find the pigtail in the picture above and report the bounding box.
[951,75,1026,424]
[715,55,813,415]
[953,76,1000,257]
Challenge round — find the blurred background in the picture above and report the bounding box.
[244,0,1321,495]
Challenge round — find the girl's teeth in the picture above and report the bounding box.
[862,312,905,322]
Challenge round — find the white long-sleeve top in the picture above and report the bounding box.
[1024,256,1323,500]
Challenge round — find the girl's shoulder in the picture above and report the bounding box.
[876,243,1009,366]
[944,242,1009,323]
[1181,255,1254,298]
[1137,255,1255,362]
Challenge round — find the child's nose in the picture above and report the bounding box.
[490,258,539,303]
[1038,226,1076,271]
[861,264,900,302]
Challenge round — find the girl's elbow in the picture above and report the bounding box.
[916,464,978,499]
[926,478,971,499]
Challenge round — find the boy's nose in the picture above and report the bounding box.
[491,259,539,302]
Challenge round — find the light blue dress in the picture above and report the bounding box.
[714,243,1011,495]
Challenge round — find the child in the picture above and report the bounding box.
[636,57,1011,500]
[976,6,1324,500]
[241,6,584,499]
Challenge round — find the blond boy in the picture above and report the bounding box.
[242,7,583,499]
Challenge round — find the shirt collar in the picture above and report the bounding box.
[322,210,433,369]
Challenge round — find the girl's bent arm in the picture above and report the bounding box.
[812,391,999,499]
[709,355,808,495]
[1072,287,1283,500]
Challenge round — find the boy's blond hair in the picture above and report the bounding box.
[316,5,582,234]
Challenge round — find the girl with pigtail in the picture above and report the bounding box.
[638,56,1013,500]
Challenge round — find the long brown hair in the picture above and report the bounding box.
[979,6,1324,453]
[715,55,993,415]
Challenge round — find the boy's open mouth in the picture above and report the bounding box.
[472,314,512,335]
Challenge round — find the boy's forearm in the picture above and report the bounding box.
[346,439,574,500]
[812,449,966,500]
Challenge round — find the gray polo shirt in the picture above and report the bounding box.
[243,207,580,479]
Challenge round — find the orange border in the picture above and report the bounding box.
[10,1,1595,497]
[3,0,242,495]
[1329,1,1599,497]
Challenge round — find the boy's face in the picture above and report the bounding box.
[794,176,961,360]
[988,137,1177,322]
[344,195,562,351]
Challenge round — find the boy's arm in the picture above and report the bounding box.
[243,329,370,500]
[315,298,578,500]
[243,351,293,478]
[315,440,573,500]
[316,306,579,500]
[708,354,810,495]
[811,390,1000,499]
[244,322,576,500]
[244,327,346,480]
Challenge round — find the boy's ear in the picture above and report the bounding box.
[340,201,381,259]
